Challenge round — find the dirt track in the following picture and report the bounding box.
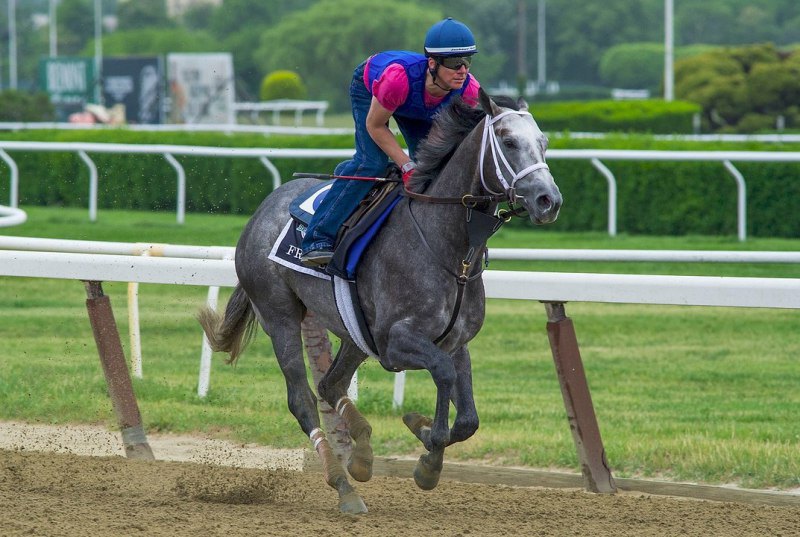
[2,424,800,536]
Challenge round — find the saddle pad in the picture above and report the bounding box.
[289,180,334,226]
[267,219,330,280]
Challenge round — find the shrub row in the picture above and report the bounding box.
[1,129,798,238]
[530,99,702,134]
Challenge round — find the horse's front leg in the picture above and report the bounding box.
[384,322,456,490]
[447,344,479,445]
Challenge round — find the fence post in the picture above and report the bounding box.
[590,158,617,237]
[84,280,154,460]
[77,150,98,222]
[543,301,616,493]
[722,160,747,242]
[163,153,185,224]
[0,148,19,207]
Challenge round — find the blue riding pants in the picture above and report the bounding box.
[301,63,430,254]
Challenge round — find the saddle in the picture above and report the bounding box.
[289,167,403,280]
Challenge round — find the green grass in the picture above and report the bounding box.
[1,206,799,490]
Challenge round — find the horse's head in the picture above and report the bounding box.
[478,89,562,225]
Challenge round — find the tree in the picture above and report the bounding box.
[57,0,94,56]
[90,27,218,56]
[675,44,800,132]
[254,0,442,110]
[182,3,216,31]
[209,0,315,38]
[599,43,663,91]
[116,0,174,30]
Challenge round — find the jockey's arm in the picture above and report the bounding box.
[366,97,412,169]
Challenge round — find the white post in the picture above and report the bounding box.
[392,371,406,410]
[723,160,747,242]
[197,284,221,398]
[537,0,546,88]
[590,158,617,237]
[664,0,674,101]
[77,150,98,222]
[0,149,19,207]
[127,281,143,378]
[348,370,358,401]
[8,0,17,90]
[163,153,186,224]
[259,156,282,191]
[49,0,58,57]
[94,0,103,103]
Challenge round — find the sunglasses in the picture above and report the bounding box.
[437,56,472,70]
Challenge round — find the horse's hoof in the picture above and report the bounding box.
[338,491,368,514]
[348,452,373,482]
[413,454,442,491]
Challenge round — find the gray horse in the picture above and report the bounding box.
[198,89,561,513]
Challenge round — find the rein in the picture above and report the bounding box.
[405,109,548,345]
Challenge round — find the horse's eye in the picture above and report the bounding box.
[503,138,517,150]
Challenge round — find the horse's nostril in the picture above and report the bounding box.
[537,195,553,212]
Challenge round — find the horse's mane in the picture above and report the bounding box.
[408,94,522,192]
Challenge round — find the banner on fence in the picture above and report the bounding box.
[166,53,235,124]
[38,57,95,121]
[102,57,164,125]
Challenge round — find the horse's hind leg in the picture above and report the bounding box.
[317,340,373,482]
[252,302,367,514]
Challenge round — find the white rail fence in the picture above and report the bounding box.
[7,121,800,143]
[1,141,799,239]
[232,100,330,127]
[2,236,799,403]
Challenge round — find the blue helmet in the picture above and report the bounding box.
[424,18,477,57]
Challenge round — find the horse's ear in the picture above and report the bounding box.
[516,96,529,112]
[478,88,501,117]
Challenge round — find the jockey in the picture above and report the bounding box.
[300,17,482,267]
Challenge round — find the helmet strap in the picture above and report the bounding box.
[429,62,452,93]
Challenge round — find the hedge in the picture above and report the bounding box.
[1,129,798,238]
[530,99,702,134]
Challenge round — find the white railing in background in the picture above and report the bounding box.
[0,122,352,136]
[0,205,25,227]
[232,100,330,127]
[488,249,800,263]
[2,236,799,403]
[6,121,800,143]
[0,141,353,224]
[1,140,798,239]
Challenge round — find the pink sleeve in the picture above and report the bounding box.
[371,64,410,112]
[461,76,482,107]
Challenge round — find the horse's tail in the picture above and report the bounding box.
[197,285,257,365]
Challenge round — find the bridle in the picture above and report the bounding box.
[479,109,550,204]
[402,108,550,345]
[403,109,550,215]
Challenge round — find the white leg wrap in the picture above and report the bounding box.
[335,396,352,416]
[309,427,326,450]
